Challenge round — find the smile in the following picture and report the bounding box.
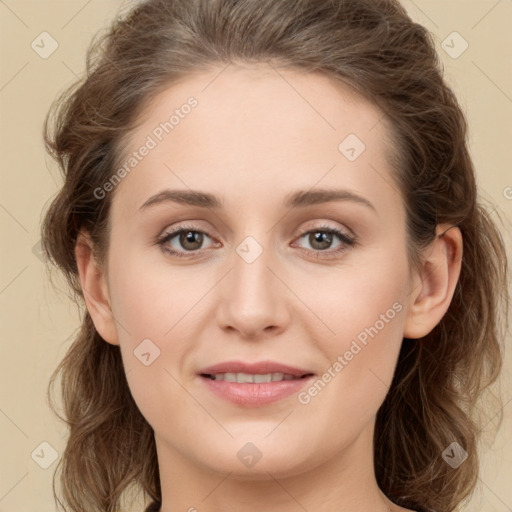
[201,372,310,382]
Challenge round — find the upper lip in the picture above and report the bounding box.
[198,360,314,377]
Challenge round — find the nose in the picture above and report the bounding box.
[215,236,291,340]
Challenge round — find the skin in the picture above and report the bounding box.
[75,62,463,512]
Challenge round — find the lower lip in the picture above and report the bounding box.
[199,375,314,406]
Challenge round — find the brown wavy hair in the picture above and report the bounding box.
[41,0,510,511]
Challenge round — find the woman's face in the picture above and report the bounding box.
[94,63,422,478]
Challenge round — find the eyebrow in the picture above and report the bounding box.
[140,189,221,210]
[139,188,377,213]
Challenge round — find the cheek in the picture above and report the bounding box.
[295,249,408,407]
[109,264,200,428]
[296,245,409,346]
[107,246,198,340]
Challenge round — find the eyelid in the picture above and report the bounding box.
[156,222,219,256]
[158,222,215,240]
[294,220,355,240]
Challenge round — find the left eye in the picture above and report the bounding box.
[293,227,355,255]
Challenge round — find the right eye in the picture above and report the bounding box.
[156,224,219,259]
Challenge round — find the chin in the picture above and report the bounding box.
[192,439,323,481]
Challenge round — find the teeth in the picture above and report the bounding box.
[210,372,298,382]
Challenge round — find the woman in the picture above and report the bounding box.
[41,0,509,511]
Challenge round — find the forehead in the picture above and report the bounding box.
[112,63,399,215]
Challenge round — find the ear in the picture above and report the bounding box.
[403,224,463,339]
[74,230,120,345]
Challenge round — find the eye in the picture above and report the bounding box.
[156,222,357,260]
[292,225,356,258]
[156,224,218,258]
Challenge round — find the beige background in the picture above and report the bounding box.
[0,0,511,510]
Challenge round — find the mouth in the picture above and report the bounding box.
[200,372,314,382]
[197,360,315,406]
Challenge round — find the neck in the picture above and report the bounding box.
[155,421,397,512]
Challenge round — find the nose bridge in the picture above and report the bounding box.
[216,232,289,337]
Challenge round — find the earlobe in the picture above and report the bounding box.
[74,230,120,345]
[403,224,463,339]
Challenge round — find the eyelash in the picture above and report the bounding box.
[156,223,357,260]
